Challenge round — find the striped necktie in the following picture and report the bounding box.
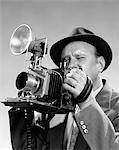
[64,106,80,150]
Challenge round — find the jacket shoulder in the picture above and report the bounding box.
[111,89,119,100]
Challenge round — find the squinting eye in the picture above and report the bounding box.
[76,57,85,60]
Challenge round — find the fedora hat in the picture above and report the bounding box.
[50,27,112,71]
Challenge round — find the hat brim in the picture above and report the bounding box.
[50,34,112,71]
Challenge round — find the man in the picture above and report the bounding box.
[9,27,119,150]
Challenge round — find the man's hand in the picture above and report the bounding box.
[62,68,87,99]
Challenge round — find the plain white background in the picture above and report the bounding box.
[0,0,119,149]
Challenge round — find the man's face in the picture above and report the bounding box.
[61,41,101,83]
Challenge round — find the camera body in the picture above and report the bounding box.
[16,67,63,105]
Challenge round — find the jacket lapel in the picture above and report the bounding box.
[96,79,112,113]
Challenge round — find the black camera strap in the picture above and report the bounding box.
[74,76,93,104]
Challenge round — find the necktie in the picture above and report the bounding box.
[68,114,79,150]
[64,112,80,149]
[64,105,80,150]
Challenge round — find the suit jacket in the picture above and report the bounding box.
[9,80,119,150]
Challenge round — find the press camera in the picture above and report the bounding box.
[3,24,74,113]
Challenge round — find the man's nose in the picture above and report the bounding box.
[68,58,78,69]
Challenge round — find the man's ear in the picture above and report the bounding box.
[97,56,105,72]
